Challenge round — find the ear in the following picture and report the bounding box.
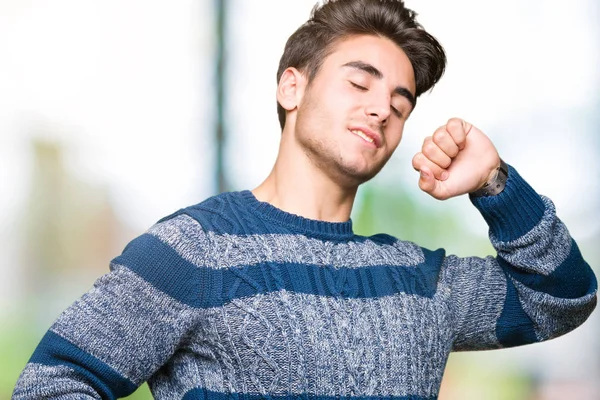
[276,67,307,112]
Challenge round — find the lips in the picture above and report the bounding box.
[349,127,381,147]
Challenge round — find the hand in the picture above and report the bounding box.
[412,118,501,200]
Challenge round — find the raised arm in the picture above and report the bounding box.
[445,166,596,350]
[412,117,597,350]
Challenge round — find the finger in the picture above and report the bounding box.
[422,136,452,171]
[418,166,437,194]
[446,118,471,150]
[412,152,448,181]
[432,128,460,158]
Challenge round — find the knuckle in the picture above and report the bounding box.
[413,152,424,164]
[432,130,446,143]
[423,141,437,154]
[447,117,462,128]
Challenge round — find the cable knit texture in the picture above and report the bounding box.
[13,166,597,399]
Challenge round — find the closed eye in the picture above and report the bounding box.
[350,81,368,91]
[391,106,402,118]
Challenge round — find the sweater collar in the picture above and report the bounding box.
[237,190,354,240]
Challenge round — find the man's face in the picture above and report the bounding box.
[293,34,416,187]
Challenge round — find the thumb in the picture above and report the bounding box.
[418,167,436,194]
[462,119,473,134]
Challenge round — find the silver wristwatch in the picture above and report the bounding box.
[470,159,509,197]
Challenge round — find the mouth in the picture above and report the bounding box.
[349,127,381,148]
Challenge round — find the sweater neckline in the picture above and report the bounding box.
[238,190,354,240]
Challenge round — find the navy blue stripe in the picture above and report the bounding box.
[114,233,209,307]
[167,203,393,241]
[470,165,547,243]
[113,234,445,308]
[29,331,137,399]
[502,239,597,299]
[183,388,435,400]
[495,276,538,347]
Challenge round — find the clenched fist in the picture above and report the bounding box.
[412,118,501,200]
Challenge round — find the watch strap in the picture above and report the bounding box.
[470,159,509,197]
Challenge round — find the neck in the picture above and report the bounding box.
[252,132,357,223]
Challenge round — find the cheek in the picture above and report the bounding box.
[301,82,360,131]
[385,123,405,149]
[318,92,355,129]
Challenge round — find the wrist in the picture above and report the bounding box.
[470,159,508,197]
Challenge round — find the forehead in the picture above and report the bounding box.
[323,34,415,93]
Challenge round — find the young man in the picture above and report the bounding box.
[13,0,597,399]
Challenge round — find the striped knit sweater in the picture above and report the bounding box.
[13,165,597,399]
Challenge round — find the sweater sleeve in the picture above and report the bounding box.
[12,214,207,399]
[447,165,597,351]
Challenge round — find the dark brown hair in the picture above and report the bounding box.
[276,0,447,129]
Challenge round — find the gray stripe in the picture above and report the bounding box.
[50,265,200,385]
[13,363,101,399]
[148,214,425,270]
[515,279,597,341]
[150,351,225,400]
[150,291,451,398]
[492,197,571,275]
[443,255,505,351]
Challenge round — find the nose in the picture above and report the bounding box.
[364,95,391,126]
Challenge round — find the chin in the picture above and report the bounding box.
[334,159,384,186]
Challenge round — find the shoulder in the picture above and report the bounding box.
[157,190,251,235]
[112,192,238,271]
[121,190,254,264]
[106,194,239,307]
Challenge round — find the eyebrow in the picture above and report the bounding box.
[342,60,416,109]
